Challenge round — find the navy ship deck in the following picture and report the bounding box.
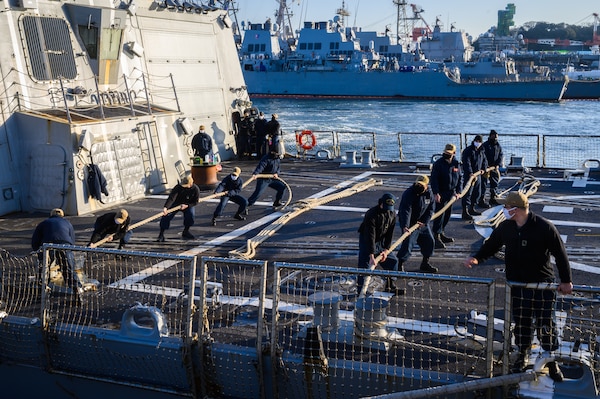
[1,158,599,282]
[1,158,600,399]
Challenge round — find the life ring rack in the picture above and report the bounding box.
[298,130,317,151]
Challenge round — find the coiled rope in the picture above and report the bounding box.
[229,178,381,259]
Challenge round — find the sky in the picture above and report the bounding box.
[234,0,599,39]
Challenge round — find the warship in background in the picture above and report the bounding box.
[237,1,567,101]
[478,4,600,99]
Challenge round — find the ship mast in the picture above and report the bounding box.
[392,0,424,45]
[594,13,600,45]
[275,0,297,47]
[393,0,408,44]
[336,1,351,26]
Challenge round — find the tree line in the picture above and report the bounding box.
[516,21,595,42]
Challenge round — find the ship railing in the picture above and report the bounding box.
[501,281,600,397]
[0,67,180,122]
[195,256,270,398]
[2,248,600,396]
[284,130,600,170]
[290,130,377,161]
[202,258,600,397]
[0,245,198,395]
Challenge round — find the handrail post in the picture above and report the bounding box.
[170,73,181,112]
[123,74,136,117]
[538,134,543,168]
[371,132,377,160]
[93,75,105,120]
[141,72,152,115]
[58,77,72,124]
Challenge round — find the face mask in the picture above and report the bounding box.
[502,207,517,220]
[442,152,453,160]
[231,174,238,180]
[474,142,482,148]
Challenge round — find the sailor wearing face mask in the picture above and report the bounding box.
[396,175,438,273]
[430,144,462,249]
[461,134,488,220]
[89,209,131,249]
[464,191,572,380]
[211,167,248,226]
[480,129,504,207]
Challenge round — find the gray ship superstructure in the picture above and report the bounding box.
[0,0,251,217]
[238,2,566,101]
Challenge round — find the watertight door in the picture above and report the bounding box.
[29,144,67,211]
[90,133,146,203]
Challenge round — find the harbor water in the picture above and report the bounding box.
[252,98,600,168]
[253,98,598,137]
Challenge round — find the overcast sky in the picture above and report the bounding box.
[235,1,599,39]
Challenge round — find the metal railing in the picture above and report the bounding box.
[285,130,600,170]
[1,248,600,397]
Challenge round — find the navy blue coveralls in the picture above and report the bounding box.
[461,142,488,212]
[430,155,462,235]
[213,174,248,218]
[396,184,435,263]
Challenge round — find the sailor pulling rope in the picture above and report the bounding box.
[90,174,292,248]
[358,166,497,299]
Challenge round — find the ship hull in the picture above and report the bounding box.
[563,79,600,99]
[243,70,566,102]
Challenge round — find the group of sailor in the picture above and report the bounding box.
[235,110,281,160]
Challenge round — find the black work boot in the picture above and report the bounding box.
[420,258,438,273]
[547,361,564,382]
[511,350,529,374]
[234,213,246,221]
[156,229,165,242]
[439,233,454,243]
[434,234,446,249]
[182,228,195,240]
[462,208,473,221]
[469,207,482,216]
[384,278,405,295]
[398,261,404,272]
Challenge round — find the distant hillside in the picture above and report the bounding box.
[473,21,597,50]
[517,21,595,42]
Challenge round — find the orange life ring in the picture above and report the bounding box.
[299,130,317,150]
